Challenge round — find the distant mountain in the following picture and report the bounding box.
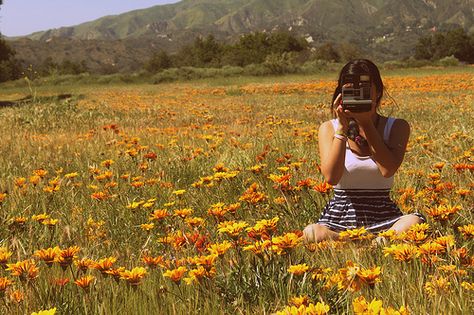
[8,0,474,72]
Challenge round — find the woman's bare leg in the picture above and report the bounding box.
[303,223,340,243]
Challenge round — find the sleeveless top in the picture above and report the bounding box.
[330,117,396,189]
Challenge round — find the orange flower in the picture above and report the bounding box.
[149,209,169,221]
[34,247,61,266]
[239,183,267,205]
[313,182,333,194]
[0,277,13,292]
[93,257,117,274]
[174,208,193,218]
[74,275,96,290]
[57,246,81,268]
[74,258,95,272]
[9,290,24,303]
[142,254,167,269]
[425,204,461,221]
[0,192,7,203]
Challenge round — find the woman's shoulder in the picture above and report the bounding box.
[320,119,338,130]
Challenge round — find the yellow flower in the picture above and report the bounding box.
[172,189,186,196]
[461,281,474,291]
[357,266,382,286]
[207,240,233,256]
[339,227,373,241]
[120,267,147,286]
[64,172,79,179]
[243,240,272,255]
[217,220,248,238]
[352,296,383,315]
[289,295,311,307]
[424,276,451,296]
[458,224,474,238]
[0,247,13,266]
[6,260,39,281]
[306,302,330,315]
[31,307,57,315]
[288,263,310,276]
[183,266,216,285]
[140,223,155,231]
[163,266,187,283]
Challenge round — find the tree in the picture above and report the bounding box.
[146,50,172,73]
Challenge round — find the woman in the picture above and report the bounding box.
[304,59,425,243]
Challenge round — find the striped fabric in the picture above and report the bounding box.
[317,188,425,233]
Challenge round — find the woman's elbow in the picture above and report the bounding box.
[321,171,340,185]
[380,169,396,178]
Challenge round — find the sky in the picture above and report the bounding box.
[0,0,181,37]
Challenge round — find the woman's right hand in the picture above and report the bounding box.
[333,93,350,133]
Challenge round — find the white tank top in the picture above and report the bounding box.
[330,117,396,189]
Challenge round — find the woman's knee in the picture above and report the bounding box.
[303,224,336,243]
[391,214,424,233]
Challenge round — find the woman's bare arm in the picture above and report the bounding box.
[359,118,410,178]
[319,121,347,185]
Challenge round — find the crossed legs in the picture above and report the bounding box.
[303,214,424,243]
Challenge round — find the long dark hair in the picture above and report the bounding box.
[331,59,384,115]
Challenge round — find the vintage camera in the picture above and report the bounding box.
[341,74,372,112]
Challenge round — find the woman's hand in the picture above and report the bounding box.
[333,93,350,133]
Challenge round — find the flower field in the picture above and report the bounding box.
[0,68,473,314]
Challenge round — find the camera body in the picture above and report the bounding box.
[341,74,372,112]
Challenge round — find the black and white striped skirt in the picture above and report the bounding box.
[317,188,425,233]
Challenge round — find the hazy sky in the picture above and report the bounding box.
[0,0,181,37]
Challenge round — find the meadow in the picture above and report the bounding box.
[0,66,473,314]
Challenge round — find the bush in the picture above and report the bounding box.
[263,52,300,75]
[436,55,460,67]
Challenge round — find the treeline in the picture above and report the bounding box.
[415,28,474,63]
[1,28,474,83]
[144,32,366,74]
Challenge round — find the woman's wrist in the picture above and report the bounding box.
[334,128,348,141]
